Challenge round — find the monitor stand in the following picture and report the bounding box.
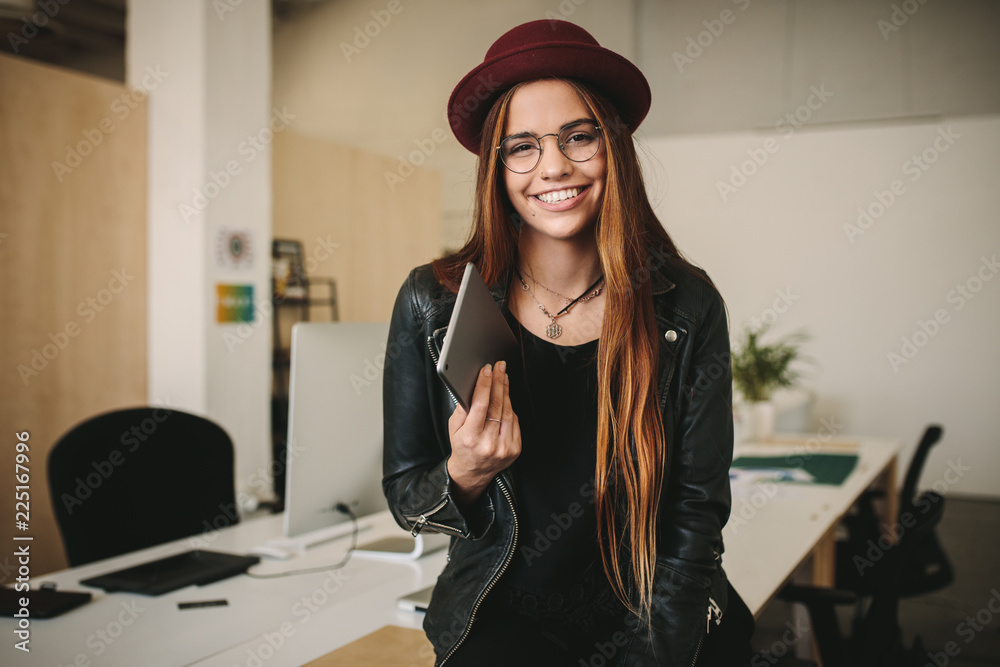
[266,517,375,554]
[351,531,450,562]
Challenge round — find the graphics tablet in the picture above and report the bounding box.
[436,263,520,411]
[79,550,260,596]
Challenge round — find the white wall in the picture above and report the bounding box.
[637,0,1000,135]
[640,116,1000,498]
[128,0,273,507]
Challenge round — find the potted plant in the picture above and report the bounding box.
[731,326,807,441]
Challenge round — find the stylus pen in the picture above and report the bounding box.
[178,599,229,609]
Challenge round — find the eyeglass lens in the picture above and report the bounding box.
[499,121,601,173]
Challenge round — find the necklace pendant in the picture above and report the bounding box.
[546,321,562,339]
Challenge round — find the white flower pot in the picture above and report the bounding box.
[747,401,776,441]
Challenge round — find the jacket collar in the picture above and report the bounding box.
[651,266,675,295]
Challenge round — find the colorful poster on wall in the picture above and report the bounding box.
[217,284,254,323]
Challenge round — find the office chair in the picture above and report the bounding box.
[48,407,239,566]
[779,490,945,667]
[835,425,953,597]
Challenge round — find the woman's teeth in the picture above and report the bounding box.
[535,187,581,204]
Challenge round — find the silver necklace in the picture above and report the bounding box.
[516,269,605,339]
[524,268,604,307]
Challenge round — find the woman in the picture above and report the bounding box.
[383,20,753,666]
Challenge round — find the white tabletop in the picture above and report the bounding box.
[5,511,446,667]
[723,435,900,616]
[2,435,899,665]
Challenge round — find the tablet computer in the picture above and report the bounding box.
[396,584,435,612]
[0,587,92,618]
[436,263,520,411]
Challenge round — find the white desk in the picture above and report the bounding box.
[2,435,899,666]
[724,435,901,617]
[3,512,446,667]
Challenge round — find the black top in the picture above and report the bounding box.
[484,316,628,636]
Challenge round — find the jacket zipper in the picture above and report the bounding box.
[690,596,723,667]
[707,596,722,631]
[427,332,459,406]
[689,632,705,667]
[424,328,520,664]
[404,498,449,537]
[440,474,518,665]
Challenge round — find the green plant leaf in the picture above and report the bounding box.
[731,325,808,402]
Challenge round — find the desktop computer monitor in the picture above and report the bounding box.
[282,322,390,543]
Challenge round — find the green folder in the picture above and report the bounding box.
[731,453,859,486]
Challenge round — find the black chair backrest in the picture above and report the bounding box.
[48,407,238,566]
[900,425,943,513]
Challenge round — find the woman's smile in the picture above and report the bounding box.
[530,185,590,209]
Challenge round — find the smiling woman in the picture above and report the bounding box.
[382,20,754,666]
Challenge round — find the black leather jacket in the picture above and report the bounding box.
[383,251,734,666]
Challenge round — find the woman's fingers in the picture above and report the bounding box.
[486,360,507,425]
[465,363,496,425]
[500,367,521,456]
[499,367,513,431]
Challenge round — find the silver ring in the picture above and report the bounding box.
[487,418,502,423]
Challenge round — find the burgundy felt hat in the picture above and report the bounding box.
[447,20,651,154]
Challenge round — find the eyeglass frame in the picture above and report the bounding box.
[495,120,604,174]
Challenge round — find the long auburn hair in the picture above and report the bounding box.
[433,78,692,619]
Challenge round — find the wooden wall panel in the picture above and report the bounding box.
[272,130,442,327]
[0,54,147,579]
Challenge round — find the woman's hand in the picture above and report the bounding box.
[447,361,521,507]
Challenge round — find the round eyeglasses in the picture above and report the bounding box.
[497,121,603,174]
